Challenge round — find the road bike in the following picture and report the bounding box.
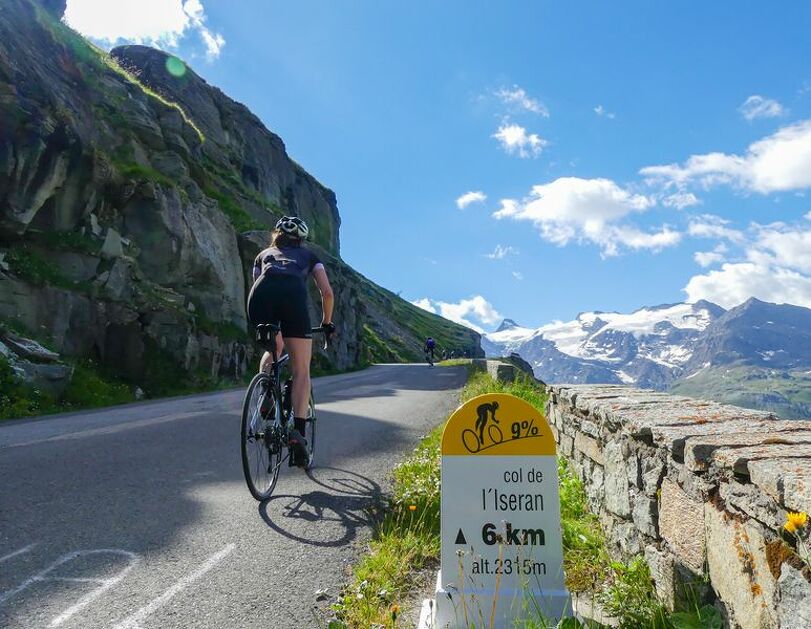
[425,348,435,367]
[240,324,330,501]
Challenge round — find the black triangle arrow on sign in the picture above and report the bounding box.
[455,528,467,545]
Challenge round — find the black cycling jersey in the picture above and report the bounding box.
[252,245,321,281]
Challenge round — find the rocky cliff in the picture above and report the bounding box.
[0,0,481,409]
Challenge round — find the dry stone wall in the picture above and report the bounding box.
[546,384,811,629]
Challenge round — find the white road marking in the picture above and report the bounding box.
[112,544,236,629]
[0,549,139,627]
[0,543,36,564]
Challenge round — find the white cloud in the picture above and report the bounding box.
[65,0,225,59]
[411,298,436,314]
[492,177,678,256]
[754,225,811,273]
[685,262,811,308]
[495,86,549,117]
[593,105,615,119]
[739,95,785,121]
[493,123,547,158]
[687,214,745,243]
[693,243,728,268]
[685,214,811,307]
[662,192,699,209]
[456,191,487,209]
[641,120,811,193]
[512,271,524,280]
[485,244,518,260]
[410,296,502,333]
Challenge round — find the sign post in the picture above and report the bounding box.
[424,393,570,628]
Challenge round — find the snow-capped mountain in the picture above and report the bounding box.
[484,301,724,388]
[485,298,811,418]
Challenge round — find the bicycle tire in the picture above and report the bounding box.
[241,372,282,500]
[303,390,316,469]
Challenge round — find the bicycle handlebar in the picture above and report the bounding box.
[310,325,335,350]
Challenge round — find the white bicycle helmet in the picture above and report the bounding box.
[275,215,309,240]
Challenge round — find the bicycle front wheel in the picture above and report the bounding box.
[303,391,317,470]
[241,372,282,500]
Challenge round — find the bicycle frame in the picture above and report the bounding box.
[253,324,328,454]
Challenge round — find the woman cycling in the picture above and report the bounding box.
[247,216,334,465]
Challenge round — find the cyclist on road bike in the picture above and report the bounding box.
[425,337,436,364]
[246,216,334,466]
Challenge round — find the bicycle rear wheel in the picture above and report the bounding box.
[303,391,316,470]
[241,372,283,500]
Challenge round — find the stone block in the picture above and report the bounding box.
[585,462,605,513]
[685,431,811,472]
[719,480,782,531]
[641,453,666,497]
[645,547,676,610]
[705,504,777,629]
[713,444,811,477]
[486,360,515,383]
[559,432,574,457]
[101,228,124,258]
[627,453,642,488]
[550,424,559,443]
[776,564,811,629]
[659,479,705,572]
[749,458,811,512]
[614,520,643,556]
[633,494,658,538]
[604,439,631,518]
[574,432,605,465]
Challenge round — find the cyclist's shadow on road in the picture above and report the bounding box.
[258,466,385,548]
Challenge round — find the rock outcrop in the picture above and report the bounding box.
[0,0,481,400]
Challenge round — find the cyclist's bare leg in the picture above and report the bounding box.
[259,335,284,373]
[284,336,313,419]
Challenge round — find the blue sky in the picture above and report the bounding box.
[65,1,811,332]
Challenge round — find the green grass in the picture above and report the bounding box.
[203,185,265,233]
[0,354,57,419]
[28,230,100,255]
[5,244,93,293]
[0,353,135,420]
[672,362,811,419]
[437,358,472,367]
[60,362,135,409]
[113,159,177,188]
[362,323,407,365]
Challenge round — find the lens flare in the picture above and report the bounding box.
[165,56,186,78]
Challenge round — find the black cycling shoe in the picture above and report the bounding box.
[288,429,308,467]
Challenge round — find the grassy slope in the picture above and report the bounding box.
[672,361,811,419]
[353,268,481,364]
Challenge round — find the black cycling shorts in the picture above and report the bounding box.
[247,273,312,339]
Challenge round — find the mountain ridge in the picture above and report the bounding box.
[485,299,811,418]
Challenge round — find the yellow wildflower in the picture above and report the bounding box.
[408,505,417,511]
[785,511,808,534]
[390,603,400,619]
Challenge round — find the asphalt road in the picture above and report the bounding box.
[0,364,467,629]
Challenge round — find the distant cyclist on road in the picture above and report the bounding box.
[246,216,334,465]
[425,337,436,365]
